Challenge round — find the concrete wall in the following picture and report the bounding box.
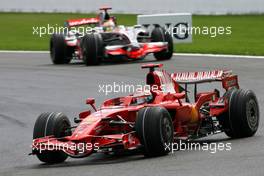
[1,0,264,14]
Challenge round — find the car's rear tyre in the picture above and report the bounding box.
[81,33,104,66]
[218,89,259,138]
[50,34,72,64]
[151,27,173,60]
[135,107,173,157]
[217,89,236,137]
[33,112,71,164]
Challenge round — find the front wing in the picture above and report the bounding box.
[105,42,168,59]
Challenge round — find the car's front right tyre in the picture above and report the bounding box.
[50,34,71,64]
[151,27,173,61]
[33,112,71,164]
[218,89,259,138]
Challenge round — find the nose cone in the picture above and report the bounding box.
[71,117,100,140]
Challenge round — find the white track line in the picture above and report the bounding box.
[0,50,264,59]
[174,53,264,59]
[0,50,49,54]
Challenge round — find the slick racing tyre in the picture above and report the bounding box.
[50,34,72,64]
[135,107,173,157]
[33,112,71,164]
[81,33,104,66]
[151,27,173,60]
[218,89,259,138]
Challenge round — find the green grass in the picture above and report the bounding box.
[0,12,136,50]
[0,12,264,55]
[176,15,264,56]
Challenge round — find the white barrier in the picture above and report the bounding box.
[137,13,192,43]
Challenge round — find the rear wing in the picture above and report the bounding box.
[171,70,239,90]
[65,18,100,27]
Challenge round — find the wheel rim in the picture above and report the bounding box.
[246,99,258,131]
[161,117,173,144]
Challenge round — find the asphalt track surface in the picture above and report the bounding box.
[0,53,263,176]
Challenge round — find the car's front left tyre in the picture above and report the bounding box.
[135,107,174,157]
[81,33,104,66]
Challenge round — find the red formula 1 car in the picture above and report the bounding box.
[50,7,173,66]
[31,64,259,163]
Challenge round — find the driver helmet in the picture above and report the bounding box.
[132,90,153,104]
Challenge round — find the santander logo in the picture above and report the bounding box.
[68,18,99,26]
[171,70,225,81]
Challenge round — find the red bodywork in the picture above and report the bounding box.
[32,64,239,157]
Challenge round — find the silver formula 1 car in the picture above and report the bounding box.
[50,7,173,65]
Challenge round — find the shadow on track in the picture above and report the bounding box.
[29,151,147,169]
[41,56,172,68]
[27,135,244,169]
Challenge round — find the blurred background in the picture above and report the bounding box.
[0,0,263,55]
[1,0,264,14]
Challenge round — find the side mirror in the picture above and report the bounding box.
[79,110,91,120]
[86,98,97,111]
[86,98,95,105]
